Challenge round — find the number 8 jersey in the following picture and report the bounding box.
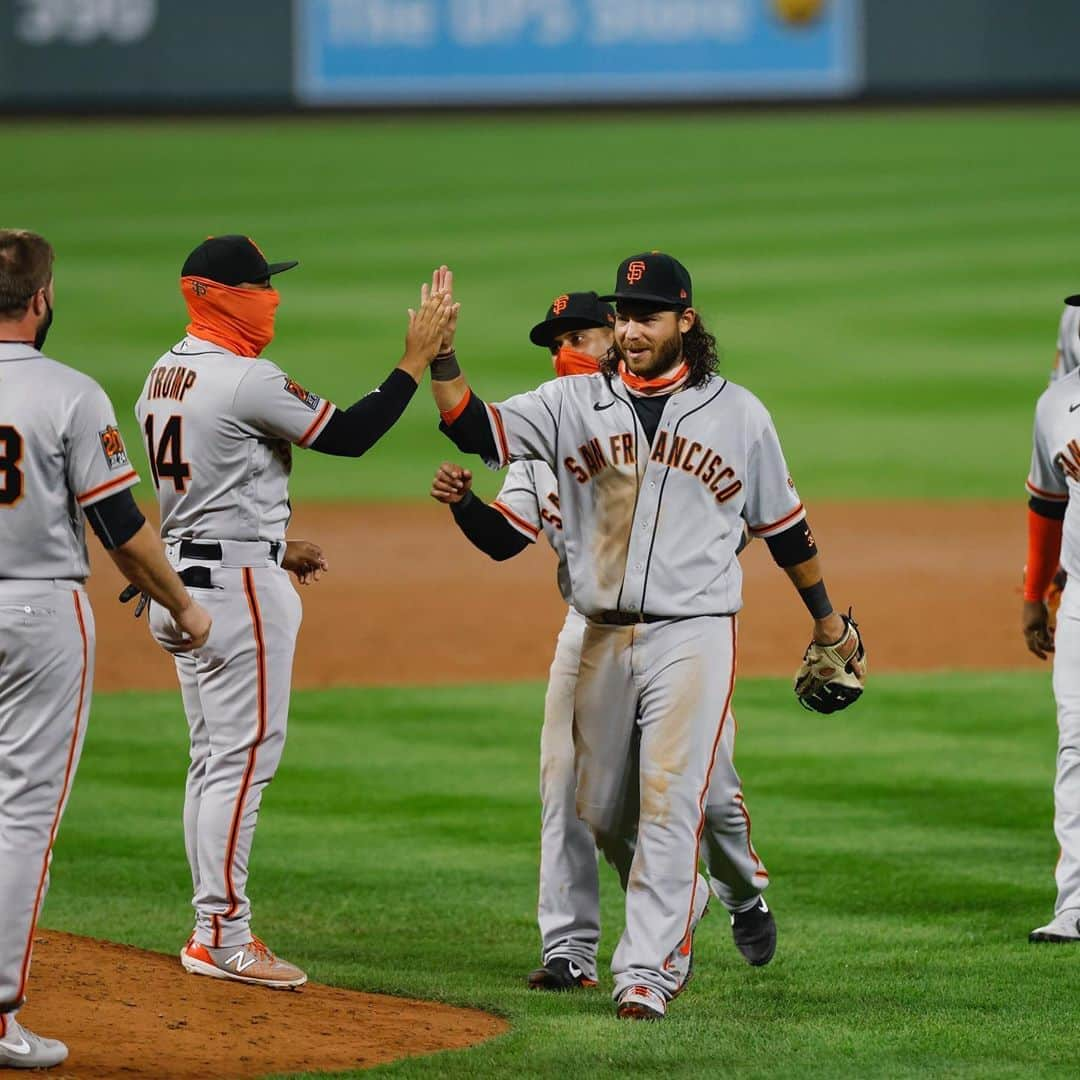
[135,334,336,542]
[0,342,139,580]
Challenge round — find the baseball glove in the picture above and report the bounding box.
[794,610,866,714]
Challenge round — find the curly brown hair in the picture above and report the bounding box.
[600,311,719,389]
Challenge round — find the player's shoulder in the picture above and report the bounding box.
[1038,367,1080,411]
[33,353,110,404]
[699,375,770,419]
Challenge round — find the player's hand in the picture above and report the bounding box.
[172,600,212,652]
[282,539,328,585]
[812,612,865,678]
[431,265,458,354]
[1023,599,1055,660]
[405,284,458,368]
[430,462,472,504]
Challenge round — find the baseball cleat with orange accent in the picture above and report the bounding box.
[616,984,666,1021]
[731,896,777,966]
[181,934,307,988]
[527,956,598,991]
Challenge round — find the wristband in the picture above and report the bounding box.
[430,349,461,382]
[798,580,833,620]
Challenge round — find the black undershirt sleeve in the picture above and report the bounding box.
[309,368,418,457]
[450,491,531,561]
[763,517,819,568]
[1030,495,1068,521]
[439,391,499,460]
[84,488,145,550]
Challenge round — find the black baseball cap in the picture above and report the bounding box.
[181,235,299,286]
[529,291,615,347]
[600,252,692,310]
[1066,294,1080,306]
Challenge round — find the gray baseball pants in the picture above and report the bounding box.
[151,543,301,949]
[0,582,93,1017]
[573,614,768,1001]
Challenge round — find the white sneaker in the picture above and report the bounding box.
[1029,908,1080,943]
[616,984,666,1021]
[0,1016,68,1069]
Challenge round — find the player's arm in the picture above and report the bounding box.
[430,462,532,561]
[1023,396,1069,658]
[91,495,211,649]
[235,289,454,458]
[309,290,455,457]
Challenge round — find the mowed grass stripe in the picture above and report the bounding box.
[9,108,1079,500]
[44,672,1079,1078]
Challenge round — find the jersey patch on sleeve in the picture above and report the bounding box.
[283,377,320,411]
[98,425,130,471]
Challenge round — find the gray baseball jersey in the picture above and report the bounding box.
[478,373,802,617]
[1052,306,1080,383]
[0,342,139,580]
[134,334,337,543]
[492,460,572,605]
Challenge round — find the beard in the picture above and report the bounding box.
[617,326,683,380]
[34,299,53,350]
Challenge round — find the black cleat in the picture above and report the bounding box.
[731,896,777,967]
[527,956,598,991]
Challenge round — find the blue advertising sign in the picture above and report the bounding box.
[296,0,863,105]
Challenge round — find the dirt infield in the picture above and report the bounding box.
[19,932,506,1079]
[87,499,1039,693]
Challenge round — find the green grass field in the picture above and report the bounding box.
[17,108,1077,1077]
[7,107,1078,501]
[49,673,1074,1079]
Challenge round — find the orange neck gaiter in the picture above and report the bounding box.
[554,346,602,378]
[182,276,279,358]
[618,358,689,397]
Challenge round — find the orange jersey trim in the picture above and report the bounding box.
[215,568,269,947]
[297,399,334,448]
[492,500,540,540]
[76,468,138,506]
[17,590,89,1003]
[1024,506,1064,602]
[1026,479,1068,502]
[488,405,510,466]
[440,387,472,425]
[748,503,805,537]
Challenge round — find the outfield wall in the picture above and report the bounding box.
[2,0,1079,110]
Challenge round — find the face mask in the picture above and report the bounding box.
[181,276,280,357]
[554,346,601,378]
[33,297,53,350]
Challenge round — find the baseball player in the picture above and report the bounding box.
[0,229,211,1069]
[429,254,863,1020]
[1022,289,1080,943]
[135,235,453,989]
[432,290,768,993]
[432,291,616,991]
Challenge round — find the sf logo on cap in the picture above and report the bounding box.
[627,260,647,285]
[552,294,569,315]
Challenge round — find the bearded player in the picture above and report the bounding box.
[136,236,453,988]
[427,257,864,1019]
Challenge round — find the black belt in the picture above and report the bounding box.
[179,540,281,562]
[594,611,670,626]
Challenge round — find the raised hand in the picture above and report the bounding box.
[403,286,457,377]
